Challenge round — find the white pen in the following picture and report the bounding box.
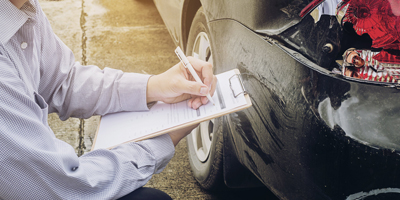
[175,46,215,106]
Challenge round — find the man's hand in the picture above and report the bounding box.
[147,57,217,110]
[168,124,198,146]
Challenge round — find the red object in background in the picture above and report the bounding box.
[344,0,384,36]
[369,27,398,49]
[380,1,400,45]
[343,0,400,44]
[300,0,400,64]
[343,0,400,64]
[373,49,400,64]
[388,0,400,16]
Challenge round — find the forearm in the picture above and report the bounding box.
[37,11,151,119]
[0,62,175,199]
[43,62,151,120]
[1,132,174,199]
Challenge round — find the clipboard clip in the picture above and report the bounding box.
[229,74,247,98]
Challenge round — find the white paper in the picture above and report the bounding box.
[93,70,248,150]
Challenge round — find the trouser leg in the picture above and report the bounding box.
[118,187,172,200]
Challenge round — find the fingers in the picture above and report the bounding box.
[179,78,210,96]
[201,96,210,105]
[162,56,215,108]
[188,96,203,109]
[187,56,214,87]
[208,75,217,96]
[187,56,217,95]
[184,57,217,109]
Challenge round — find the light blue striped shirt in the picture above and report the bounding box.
[0,0,175,199]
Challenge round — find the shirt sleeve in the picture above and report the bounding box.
[0,56,175,199]
[37,9,149,120]
[0,5,176,200]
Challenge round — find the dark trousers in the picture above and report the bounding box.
[118,187,172,200]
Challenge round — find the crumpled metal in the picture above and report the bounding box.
[340,0,400,63]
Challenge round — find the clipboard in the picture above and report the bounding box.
[91,69,252,151]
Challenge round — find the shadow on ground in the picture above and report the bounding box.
[211,187,279,200]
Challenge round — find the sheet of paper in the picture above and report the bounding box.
[93,70,247,150]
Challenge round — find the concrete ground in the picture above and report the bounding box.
[40,0,277,199]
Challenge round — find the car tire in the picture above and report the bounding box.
[185,7,226,191]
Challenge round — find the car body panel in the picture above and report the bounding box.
[201,0,312,35]
[210,18,400,199]
[154,0,316,50]
[209,19,330,199]
[153,0,184,45]
[153,0,400,199]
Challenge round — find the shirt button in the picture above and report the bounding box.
[21,42,28,49]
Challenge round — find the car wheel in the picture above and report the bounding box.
[186,7,225,191]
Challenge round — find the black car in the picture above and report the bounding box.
[154,0,400,199]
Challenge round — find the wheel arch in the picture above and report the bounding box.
[181,0,202,52]
[182,2,264,188]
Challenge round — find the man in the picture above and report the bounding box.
[0,0,217,199]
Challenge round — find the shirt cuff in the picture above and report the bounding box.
[117,73,151,111]
[138,134,175,174]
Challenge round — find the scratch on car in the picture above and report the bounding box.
[244,150,265,181]
[232,111,275,167]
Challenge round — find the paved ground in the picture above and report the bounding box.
[40,0,277,199]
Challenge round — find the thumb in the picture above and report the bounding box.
[182,80,209,96]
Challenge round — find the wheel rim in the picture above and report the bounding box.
[190,32,214,163]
